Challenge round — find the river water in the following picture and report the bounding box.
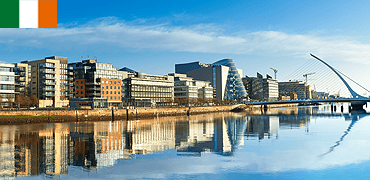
[1,104,370,179]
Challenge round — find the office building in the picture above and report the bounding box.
[278,81,312,100]
[69,59,126,107]
[242,73,278,101]
[121,72,174,107]
[169,73,213,104]
[0,63,16,107]
[175,59,247,101]
[22,56,74,108]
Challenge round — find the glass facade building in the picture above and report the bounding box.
[175,59,247,101]
[211,59,247,100]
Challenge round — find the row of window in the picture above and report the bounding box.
[0,76,14,82]
[101,96,121,100]
[76,91,84,95]
[131,85,172,92]
[0,84,14,90]
[102,80,120,84]
[131,92,172,98]
[102,91,120,95]
[102,86,120,90]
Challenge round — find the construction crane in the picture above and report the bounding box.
[270,67,278,79]
[303,72,315,85]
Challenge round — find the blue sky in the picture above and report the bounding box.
[2,0,370,94]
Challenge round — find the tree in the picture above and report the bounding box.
[30,95,39,107]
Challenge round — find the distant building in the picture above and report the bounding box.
[175,59,247,101]
[0,63,15,107]
[22,56,73,108]
[121,72,174,107]
[242,73,278,101]
[168,73,213,104]
[278,81,311,100]
[316,92,330,99]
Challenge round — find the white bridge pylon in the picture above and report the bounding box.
[310,53,368,99]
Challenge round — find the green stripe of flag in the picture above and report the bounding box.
[0,0,19,28]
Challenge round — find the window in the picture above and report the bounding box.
[110,97,112,100]
[118,91,120,94]
[81,86,83,89]
[118,81,120,84]
[114,97,116,100]
[81,80,83,84]
[114,91,116,94]
[106,86,108,89]
[114,81,116,84]
[102,96,104,98]
[76,86,79,89]
[114,86,116,89]
[102,86,104,89]
[110,86,112,89]
[76,81,79,84]
[110,81,112,84]
[110,91,112,94]
[106,91,108,94]
[118,97,120,100]
[81,91,84,94]
[76,91,79,94]
[118,86,120,89]
[102,91,104,94]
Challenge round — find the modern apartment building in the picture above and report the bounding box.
[175,59,247,101]
[22,56,74,108]
[242,73,278,101]
[169,73,213,104]
[0,63,15,107]
[278,81,312,100]
[69,59,125,107]
[121,72,174,107]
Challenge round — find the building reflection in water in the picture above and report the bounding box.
[0,107,320,179]
[176,114,246,156]
[1,114,245,178]
[0,124,70,178]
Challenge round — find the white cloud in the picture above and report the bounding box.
[1,17,370,64]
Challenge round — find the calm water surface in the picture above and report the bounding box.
[2,105,370,179]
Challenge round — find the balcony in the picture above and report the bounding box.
[16,72,26,76]
[43,88,55,91]
[85,82,100,85]
[41,64,56,68]
[87,87,101,91]
[41,70,56,74]
[42,76,55,80]
[86,93,101,97]
[44,93,55,96]
[43,82,56,85]
[16,68,26,72]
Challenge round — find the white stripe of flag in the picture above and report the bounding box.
[19,0,38,28]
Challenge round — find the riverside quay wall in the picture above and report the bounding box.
[0,105,241,125]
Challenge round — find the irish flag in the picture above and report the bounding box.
[0,0,57,28]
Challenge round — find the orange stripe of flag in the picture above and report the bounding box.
[39,0,57,28]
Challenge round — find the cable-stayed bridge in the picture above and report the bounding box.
[245,54,370,111]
